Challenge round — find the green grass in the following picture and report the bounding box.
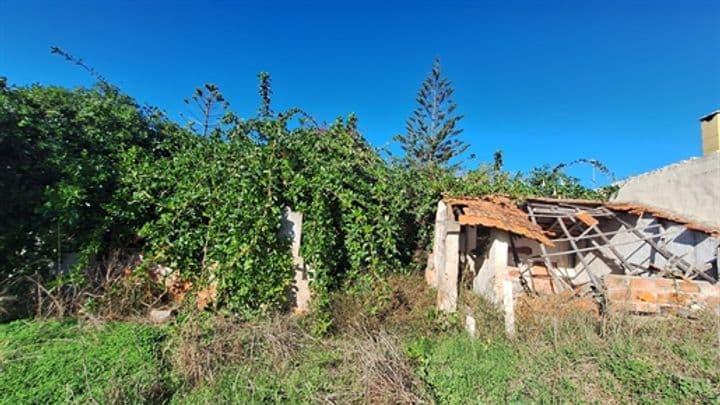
[407,335,516,404]
[0,320,171,404]
[1,281,718,404]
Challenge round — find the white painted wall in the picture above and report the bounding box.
[613,152,720,229]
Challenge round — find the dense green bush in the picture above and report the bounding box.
[0,320,171,403]
[0,80,180,277]
[121,130,293,316]
[0,73,615,322]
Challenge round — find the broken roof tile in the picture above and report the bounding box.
[445,196,554,246]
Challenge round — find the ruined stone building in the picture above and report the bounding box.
[426,113,720,330]
[426,196,719,326]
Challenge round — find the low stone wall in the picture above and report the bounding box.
[605,274,720,314]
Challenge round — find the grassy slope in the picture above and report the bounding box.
[1,274,718,404]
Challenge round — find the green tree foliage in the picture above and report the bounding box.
[182,83,229,136]
[395,58,469,169]
[0,79,179,279]
[526,158,617,199]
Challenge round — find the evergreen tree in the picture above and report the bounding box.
[395,58,468,168]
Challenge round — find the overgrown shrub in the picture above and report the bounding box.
[122,132,294,317]
[1,72,617,323]
[0,80,181,277]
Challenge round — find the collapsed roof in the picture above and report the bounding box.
[444,196,553,246]
[444,195,719,295]
[445,195,720,241]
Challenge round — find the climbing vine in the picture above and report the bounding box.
[1,67,615,324]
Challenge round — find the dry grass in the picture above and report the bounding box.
[508,292,720,402]
[515,293,601,342]
[248,314,314,371]
[329,272,436,335]
[6,270,718,403]
[169,313,313,387]
[169,314,247,386]
[28,249,165,321]
[341,325,430,404]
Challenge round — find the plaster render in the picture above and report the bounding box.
[613,152,720,230]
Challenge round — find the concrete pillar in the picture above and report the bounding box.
[503,279,516,337]
[465,314,477,338]
[473,229,510,305]
[427,201,449,287]
[280,208,311,314]
[465,226,477,271]
[438,221,460,312]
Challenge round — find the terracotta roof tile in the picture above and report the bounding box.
[445,196,554,246]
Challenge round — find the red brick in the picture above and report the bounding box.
[700,295,720,308]
[631,290,657,303]
[677,281,701,293]
[697,282,720,296]
[612,301,660,314]
[656,292,689,305]
[532,279,556,295]
[630,277,658,291]
[608,288,630,302]
[631,302,661,313]
[605,275,629,289]
[654,278,676,288]
[531,265,549,276]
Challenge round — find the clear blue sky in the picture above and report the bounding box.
[1,0,718,183]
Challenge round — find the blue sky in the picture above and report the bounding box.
[1,0,718,183]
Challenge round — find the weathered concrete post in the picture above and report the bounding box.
[438,221,461,312]
[280,208,312,314]
[427,201,449,288]
[503,279,516,337]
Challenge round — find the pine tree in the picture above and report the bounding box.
[395,58,468,168]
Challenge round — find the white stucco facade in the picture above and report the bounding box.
[613,152,720,229]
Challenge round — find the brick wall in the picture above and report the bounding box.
[605,274,720,314]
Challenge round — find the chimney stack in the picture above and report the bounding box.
[700,110,720,156]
